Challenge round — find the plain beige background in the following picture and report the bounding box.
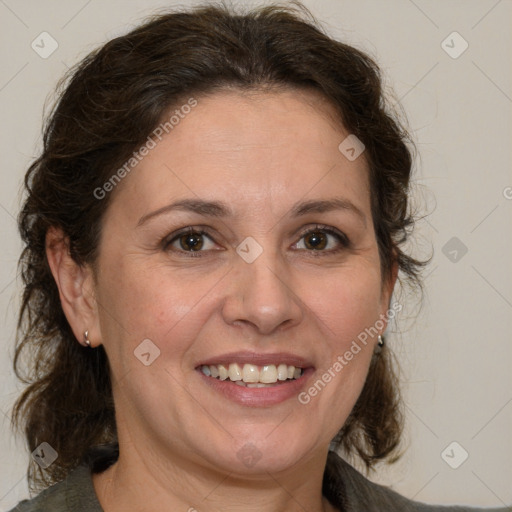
[0,0,510,510]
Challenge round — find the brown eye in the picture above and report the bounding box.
[178,232,204,251]
[303,231,328,250]
[294,226,349,254]
[164,229,216,255]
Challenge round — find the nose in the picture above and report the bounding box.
[221,247,304,336]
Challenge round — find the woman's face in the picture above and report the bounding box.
[91,89,395,475]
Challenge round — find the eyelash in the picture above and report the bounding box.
[295,225,351,255]
[162,224,350,258]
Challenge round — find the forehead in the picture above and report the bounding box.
[109,89,370,221]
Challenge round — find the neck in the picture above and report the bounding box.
[93,438,337,512]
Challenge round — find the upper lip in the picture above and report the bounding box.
[197,351,313,369]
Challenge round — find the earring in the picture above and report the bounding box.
[83,330,91,347]
[374,334,384,356]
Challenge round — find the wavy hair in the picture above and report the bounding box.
[13,2,423,490]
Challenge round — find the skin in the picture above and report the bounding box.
[47,89,397,512]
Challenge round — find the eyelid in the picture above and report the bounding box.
[162,223,350,256]
[162,226,219,253]
[293,224,350,251]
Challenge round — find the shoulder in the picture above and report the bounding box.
[7,466,103,512]
[324,451,508,512]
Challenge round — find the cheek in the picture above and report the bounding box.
[96,256,218,359]
[304,264,383,343]
[295,264,382,416]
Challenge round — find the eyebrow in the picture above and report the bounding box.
[137,197,366,227]
[137,199,230,226]
[290,198,366,226]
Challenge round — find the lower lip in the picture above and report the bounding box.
[196,368,314,407]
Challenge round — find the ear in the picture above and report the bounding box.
[46,227,101,347]
[379,257,399,334]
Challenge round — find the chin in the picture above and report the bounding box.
[208,431,322,476]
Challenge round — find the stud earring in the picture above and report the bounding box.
[374,334,385,356]
[83,330,91,347]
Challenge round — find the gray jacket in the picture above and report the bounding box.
[9,450,510,511]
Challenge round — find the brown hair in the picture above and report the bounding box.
[13,2,423,490]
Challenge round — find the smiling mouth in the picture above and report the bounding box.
[199,363,304,388]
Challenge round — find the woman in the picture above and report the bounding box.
[9,3,508,511]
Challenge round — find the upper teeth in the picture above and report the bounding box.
[200,363,302,384]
